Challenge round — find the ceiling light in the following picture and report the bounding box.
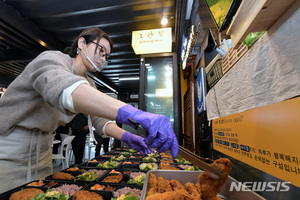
[161,17,168,26]
[119,76,140,81]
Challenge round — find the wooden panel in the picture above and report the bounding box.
[183,81,196,152]
[222,43,248,75]
[227,0,296,49]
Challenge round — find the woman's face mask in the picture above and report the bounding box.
[82,40,110,72]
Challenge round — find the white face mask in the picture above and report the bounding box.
[82,42,108,72]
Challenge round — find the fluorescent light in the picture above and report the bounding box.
[87,72,118,94]
[145,93,156,97]
[119,77,140,81]
[147,76,156,80]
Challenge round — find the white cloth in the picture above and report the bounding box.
[0,127,54,193]
[206,3,300,120]
[87,116,113,144]
[62,80,90,113]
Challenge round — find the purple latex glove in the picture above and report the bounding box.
[116,104,178,158]
[121,131,153,154]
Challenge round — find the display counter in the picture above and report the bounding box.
[1,146,265,200]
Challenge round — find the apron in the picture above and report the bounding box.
[0,127,54,193]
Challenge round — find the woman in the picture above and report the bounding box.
[0,27,178,193]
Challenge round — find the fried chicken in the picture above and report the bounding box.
[145,190,190,200]
[160,162,180,170]
[102,174,123,183]
[199,158,232,200]
[160,153,173,159]
[185,182,201,199]
[170,179,185,191]
[72,190,103,200]
[26,180,44,187]
[147,187,157,197]
[10,188,44,200]
[109,169,121,174]
[148,173,157,189]
[90,184,105,190]
[52,172,75,180]
[146,158,232,200]
[157,177,172,193]
[146,173,158,196]
[195,182,201,194]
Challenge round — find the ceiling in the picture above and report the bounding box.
[0,0,221,95]
[0,0,182,94]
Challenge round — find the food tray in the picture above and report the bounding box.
[159,162,182,170]
[69,190,113,200]
[78,160,122,169]
[45,169,108,183]
[113,185,143,199]
[0,180,87,200]
[106,168,137,175]
[97,173,129,185]
[141,170,265,200]
[45,171,79,182]
[85,183,115,191]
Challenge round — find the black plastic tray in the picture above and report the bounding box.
[69,190,113,200]
[113,185,143,199]
[78,161,122,169]
[45,171,78,182]
[0,180,76,200]
[86,183,116,191]
[97,173,129,185]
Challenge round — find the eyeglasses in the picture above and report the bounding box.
[90,41,111,62]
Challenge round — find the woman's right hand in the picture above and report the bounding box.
[116,104,178,158]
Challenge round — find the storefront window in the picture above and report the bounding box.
[144,56,174,129]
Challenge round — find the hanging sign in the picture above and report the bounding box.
[212,97,300,187]
[132,27,172,55]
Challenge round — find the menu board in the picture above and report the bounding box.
[213,97,300,187]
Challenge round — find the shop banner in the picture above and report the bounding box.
[132,27,172,54]
[213,97,300,188]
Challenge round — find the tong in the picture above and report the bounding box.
[128,118,147,137]
[198,160,224,179]
[179,146,224,179]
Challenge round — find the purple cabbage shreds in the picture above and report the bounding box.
[178,164,191,169]
[52,184,82,196]
[114,187,142,198]
[87,169,106,176]
[130,172,145,179]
